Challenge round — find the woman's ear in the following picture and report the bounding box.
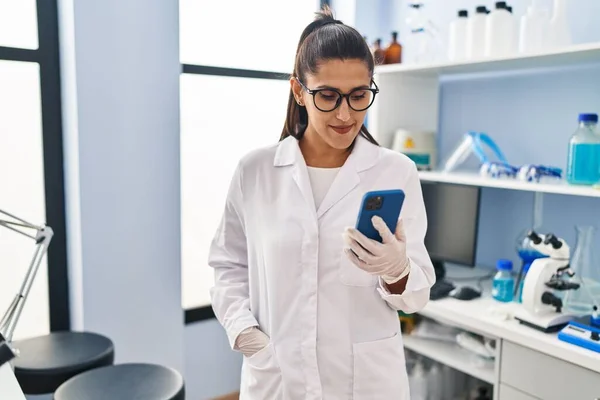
[290,77,304,106]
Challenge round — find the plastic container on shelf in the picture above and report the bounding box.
[492,259,514,303]
[426,363,443,400]
[519,0,551,53]
[566,113,600,185]
[448,9,469,61]
[405,2,445,64]
[409,359,428,400]
[466,6,489,60]
[484,1,515,58]
[548,0,571,49]
[505,5,519,51]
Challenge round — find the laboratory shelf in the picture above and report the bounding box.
[419,171,600,198]
[374,42,600,77]
[402,334,496,385]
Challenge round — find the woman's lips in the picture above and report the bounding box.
[330,124,354,135]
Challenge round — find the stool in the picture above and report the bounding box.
[11,331,114,394]
[54,363,185,400]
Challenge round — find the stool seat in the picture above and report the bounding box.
[12,331,114,394]
[54,363,185,400]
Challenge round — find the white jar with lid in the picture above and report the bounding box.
[485,1,515,57]
[466,5,489,59]
[448,9,469,61]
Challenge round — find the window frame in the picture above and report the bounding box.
[181,0,328,324]
[0,0,70,332]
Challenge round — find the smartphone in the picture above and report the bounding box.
[355,189,405,242]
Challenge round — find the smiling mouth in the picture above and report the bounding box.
[330,124,355,135]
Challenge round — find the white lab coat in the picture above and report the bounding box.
[209,135,435,399]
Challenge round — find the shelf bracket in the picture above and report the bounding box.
[533,191,544,229]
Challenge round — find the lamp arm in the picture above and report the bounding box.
[0,220,53,343]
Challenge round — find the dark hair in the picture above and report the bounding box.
[280,6,379,146]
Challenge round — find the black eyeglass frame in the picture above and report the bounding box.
[295,78,380,112]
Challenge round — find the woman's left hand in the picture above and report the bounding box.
[343,216,411,284]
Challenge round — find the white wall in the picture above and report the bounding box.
[59,0,184,372]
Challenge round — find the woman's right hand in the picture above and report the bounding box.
[234,326,270,357]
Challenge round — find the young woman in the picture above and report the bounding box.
[209,7,435,399]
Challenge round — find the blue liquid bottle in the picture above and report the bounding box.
[567,113,600,185]
[492,259,514,303]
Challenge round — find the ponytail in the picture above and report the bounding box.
[280,7,341,141]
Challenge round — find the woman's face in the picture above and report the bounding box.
[292,59,372,150]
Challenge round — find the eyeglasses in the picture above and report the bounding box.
[296,78,379,112]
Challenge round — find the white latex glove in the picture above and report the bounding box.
[234,326,270,357]
[343,216,411,284]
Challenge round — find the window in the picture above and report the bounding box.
[180,0,321,317]
[0,0,39,49]
[0,1,68,340]
[180,74,289,310]
[180,0,317,72]
[0,61,48,340]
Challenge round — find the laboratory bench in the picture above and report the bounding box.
[404,265,600,400]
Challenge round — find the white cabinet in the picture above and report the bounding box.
[500,341,600,400]
[498,384,538,400]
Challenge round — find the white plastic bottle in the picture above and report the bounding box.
[466,6,488,60]
[409,360,428,400]
[448,9,469,61]
[506,5,520,53]
[548,0,571,49]
[427,363,443,400]
[519,0,550,53]
[485,1,514,58]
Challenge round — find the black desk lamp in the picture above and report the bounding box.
[0,208,53,368]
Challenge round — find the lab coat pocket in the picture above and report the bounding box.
[352,333,410,400]
[242,343,284,400]
[339,250,377,287]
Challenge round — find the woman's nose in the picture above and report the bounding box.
[335,99,351,122]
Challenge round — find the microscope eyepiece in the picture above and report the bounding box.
[527,230,542,244]
[544,234,563,249]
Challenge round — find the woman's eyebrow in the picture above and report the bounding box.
[314,84,371,91]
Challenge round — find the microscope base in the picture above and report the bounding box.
[514,310,575,333]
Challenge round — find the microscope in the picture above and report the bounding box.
[514,230,580,332]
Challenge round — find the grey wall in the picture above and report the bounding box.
[58,1,246,398]
[184,320,243,399]
[59,0,184,372]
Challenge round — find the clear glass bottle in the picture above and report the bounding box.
[566,113,600,185]
[492,259,514,302]
[563,226,600,315]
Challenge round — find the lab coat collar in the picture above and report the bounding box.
[274,134,380,219]
[273,134,379,172]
